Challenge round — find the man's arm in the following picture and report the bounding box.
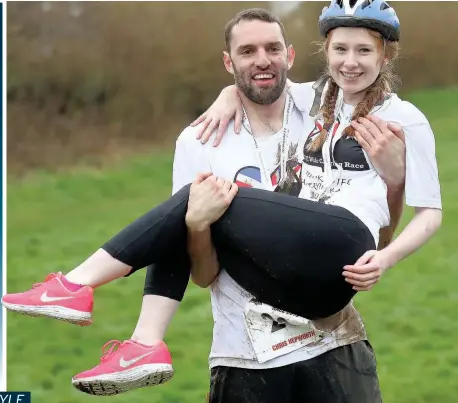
[185,173,220,288]
[185,175,238,288]
[187,226,220,288]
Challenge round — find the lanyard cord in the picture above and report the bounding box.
[241,91,294,191]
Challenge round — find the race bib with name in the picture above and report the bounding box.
[243,300,326,363]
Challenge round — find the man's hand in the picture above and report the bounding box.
[342,249,392,291]
[351,115,406,249]
[185,173,239,232]
[351,115,406,189]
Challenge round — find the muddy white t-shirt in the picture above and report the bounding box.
[172,103,369,370]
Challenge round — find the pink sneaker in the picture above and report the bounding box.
[1,272,93,326]
[72,340,174,396]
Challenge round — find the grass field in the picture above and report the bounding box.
[6,87,458,403]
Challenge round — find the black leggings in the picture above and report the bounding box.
[103,184,375,319]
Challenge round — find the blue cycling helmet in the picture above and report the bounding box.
[319,0,400,41]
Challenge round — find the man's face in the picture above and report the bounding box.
[224,20,295,105]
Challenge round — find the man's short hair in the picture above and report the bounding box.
[224,8,288,53]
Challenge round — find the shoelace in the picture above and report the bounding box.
[32,272,59,289]
[100,340,125,362]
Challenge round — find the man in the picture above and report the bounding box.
[165,8,406,403]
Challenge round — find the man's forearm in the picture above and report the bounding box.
[187,227,220,288]
[378,184,405,250]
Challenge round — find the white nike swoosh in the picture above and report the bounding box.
[119,352,153,368]
[40,291,75,303]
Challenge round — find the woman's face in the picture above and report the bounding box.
[327,27,385,105]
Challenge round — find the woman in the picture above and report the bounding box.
[3,0,442,398]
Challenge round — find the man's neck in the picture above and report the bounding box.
[240,90,287,138]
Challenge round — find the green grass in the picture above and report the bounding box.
[7,87,458,402]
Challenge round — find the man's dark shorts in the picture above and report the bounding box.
[208,341,382,403]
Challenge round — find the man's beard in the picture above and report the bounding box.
[233,65,287,105]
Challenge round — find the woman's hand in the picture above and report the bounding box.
[342,250,392,291]
[191,85,244,147]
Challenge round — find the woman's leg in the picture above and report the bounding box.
[64,249,132,287]
[211,187,376,319]
[131,258,190,345]
[130,294,180,345]
[99,184,191,271]
[111,198,193,346]
[71,262,191,396]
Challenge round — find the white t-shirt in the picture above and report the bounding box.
[290,82,442,247]
[172,100,369,370]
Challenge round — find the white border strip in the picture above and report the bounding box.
[2,0,7,393]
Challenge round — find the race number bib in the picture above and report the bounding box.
[243,300,326,363]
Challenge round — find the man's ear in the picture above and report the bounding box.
[287,45,296,70]
[223,51,235,75]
